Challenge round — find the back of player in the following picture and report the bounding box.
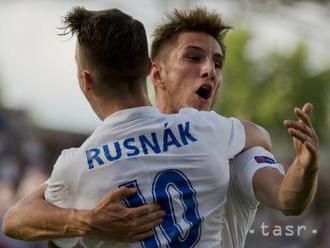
[46,107,245,248]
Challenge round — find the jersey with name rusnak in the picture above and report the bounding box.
[45,106,245,248]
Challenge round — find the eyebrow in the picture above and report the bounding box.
[184,45,223,60]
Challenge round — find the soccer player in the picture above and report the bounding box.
[4,7,273,248]
[148,8,319,247]
[3,7,319,248]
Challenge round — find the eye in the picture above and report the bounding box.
[187,55,201,62]
[214,60,223,69]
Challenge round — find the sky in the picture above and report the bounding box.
[0,0,329,133]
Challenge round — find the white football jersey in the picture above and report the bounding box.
[45,106,245,248]
[222,147,285,248]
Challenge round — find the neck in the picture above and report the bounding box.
[94,88,152,120]
[156,92,175,114]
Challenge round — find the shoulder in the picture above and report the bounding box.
[50,147,81,179]
[178,108,245,157]
[56,147,80,166]
[178,108,240,125]
[46,147,83,200]
[59,147,80,159]
[177,108,240,136]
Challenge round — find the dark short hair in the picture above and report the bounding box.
[151,7,231,60]
[63,7,150,94]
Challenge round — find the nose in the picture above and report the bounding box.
[201,58,216,82]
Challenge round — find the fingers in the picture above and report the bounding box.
[113,187,137,201]
[283,120,313,138]
[129,214,165,241]
[131,204,162,218]
[283,119,318,148]
[304,141,318,159]
[284,103,318,146]
[99,187,137,205]
[302,103,313,115]
[120,204,165,241]
[294,107,312,127]
[126,206,165,241]
[133,209,166,227]
[134,216,164,233]
[130,230,155,241]
[287,128,312,145]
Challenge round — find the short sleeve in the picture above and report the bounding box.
[226,117,245,159]
[45,156,70,205]
[230,146,285,205]
[45,151,80,248]
[204,111,245,159]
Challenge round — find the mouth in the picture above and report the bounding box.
[195,84,213,101]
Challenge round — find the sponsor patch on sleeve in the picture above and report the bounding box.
[254,156,276,164]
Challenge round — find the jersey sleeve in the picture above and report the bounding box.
[226,117,245,159]
[205,111,245,159]
[44,150,81,248]
[230,146,285,206]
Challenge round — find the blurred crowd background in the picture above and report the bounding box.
[0,0,329,247]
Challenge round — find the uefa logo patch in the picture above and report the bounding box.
[254,156,276,164]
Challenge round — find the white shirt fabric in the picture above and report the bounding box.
[221,147,285,248]
[45,106,245,248]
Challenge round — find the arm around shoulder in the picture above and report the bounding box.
[2,184,165,242]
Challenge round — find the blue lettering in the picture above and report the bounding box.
[86,122,198,171]
[86,148,104,170]
[103,142,122,161]
[178,122,198,145]
[123,137,140,157]
[163,127,182,152]
[139,133,161,154]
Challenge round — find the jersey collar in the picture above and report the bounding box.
[102,106,161,125]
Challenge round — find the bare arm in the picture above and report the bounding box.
[253,167,284,209]
[242,120,272,152]
[3,184,85,241]
[2,184,164,242]
[252,103,319,215]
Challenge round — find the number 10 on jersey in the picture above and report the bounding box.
[120,169,203,248]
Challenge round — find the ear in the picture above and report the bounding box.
[81,70,94,92]
[149,61,166,90]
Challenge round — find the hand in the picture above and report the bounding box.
[81,187,165,242]
[283,103,319,171]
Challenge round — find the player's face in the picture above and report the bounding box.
[157,31,223,113]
